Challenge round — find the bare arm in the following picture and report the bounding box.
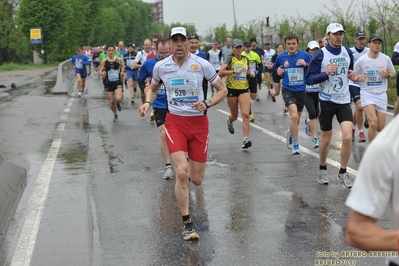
[346,210,399,251]
[192,78,227,112]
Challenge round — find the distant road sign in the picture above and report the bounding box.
[263,27,275,36]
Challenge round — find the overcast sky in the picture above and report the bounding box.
[156,0,352,37]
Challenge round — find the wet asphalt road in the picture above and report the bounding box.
[0,70,394,266]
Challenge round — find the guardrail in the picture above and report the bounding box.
[52,59,75,95]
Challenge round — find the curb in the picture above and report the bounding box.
[0,156,27,243]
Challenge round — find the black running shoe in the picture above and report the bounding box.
[116,102,122,112]
[182,219,199,241]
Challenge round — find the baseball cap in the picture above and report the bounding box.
[307,41,320,50]
[169,27,189,38]
[232,39,243,48]
[188,33,199,40]
[355,31,366,39]
[369,34,383,43]
[127,43,135,48]
[211,40,219,45]
[243,41,251,47]
[326,23,345,34]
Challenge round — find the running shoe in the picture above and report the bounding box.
[163,166,173,180]
[116,102,122,112]
[227,119,235,134]
[283,106,288,113]
[305,118,311,136]
[78,91,82,97]
[318,169,329,184]
[292,144,300,155]
[358,132,366,143]
[285,130,293,149]
[258,84,262,90]
[182,219,199,241]
[337,172,353,189]
[364,116,369,129]
[131,97,135,104]
[113,114,118,122]
[256,96,260,101]
[352,128,355,141]
[150,112,155,121]
[134,87,137,93]
[313,138,320,149]
[249,114,255,122]
[242,138,252,149]
[271,95,276,102]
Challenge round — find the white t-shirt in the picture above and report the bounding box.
[207,49,221,71]
[394,42,399,53]
[346,115,399,264]
[354,52,395,94]
[264,49,276,65]
[349,47,369,87]
[152,53,219,116]
[134,50,149,64]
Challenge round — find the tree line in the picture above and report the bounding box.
[0,0,197,64]
[2,0,399,65]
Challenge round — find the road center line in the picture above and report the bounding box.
[217,109,358,176]
[10,139,62,266]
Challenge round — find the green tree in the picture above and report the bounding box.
[213,23,229,44]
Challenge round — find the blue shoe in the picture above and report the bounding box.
[313,138,319,149]
[292,144,300,155]
[285,130,293,149]
[305,118,311,136]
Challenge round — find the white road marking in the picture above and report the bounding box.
[10,139,62,266]
[63,108,70,113]
[217,109,358,176]
[66,102,72,107]
[60,114,68,121]
[56,123,65,131]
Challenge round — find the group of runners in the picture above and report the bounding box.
[71,24,398,245]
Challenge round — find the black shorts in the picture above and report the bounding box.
[247,76,257,94]
[264,68,273,73]
[272,74,282,84]
[282,89,306,112]
[104,81,122,92]
[319,101,353,131]
[154,108,168,127]
[305,91,319,119]
[349,85,361,103]
[227,88,249,97]
[93,62,100,67]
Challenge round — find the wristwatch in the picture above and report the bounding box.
[203,99,212,109]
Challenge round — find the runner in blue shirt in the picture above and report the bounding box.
[138,38,173,180]
[71,47,91,97]
[273,33,312,155]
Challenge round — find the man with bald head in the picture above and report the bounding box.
[117,41,127,57]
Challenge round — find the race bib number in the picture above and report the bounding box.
[211,55,219,65]
[75,61,83,69]
[249,62,256,72]
[170,77,199,103]
[126,59,133,68]
[108,70,119,82]
[233,66,247,80]
[287,67,304,86]
[366,70,382,86]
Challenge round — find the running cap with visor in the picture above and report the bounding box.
[326,23,345,34]
[307,41,320,50]
[355,31,366,39]
[369,34,383,43]
[169,27,189,39]
[232,39,243,48]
